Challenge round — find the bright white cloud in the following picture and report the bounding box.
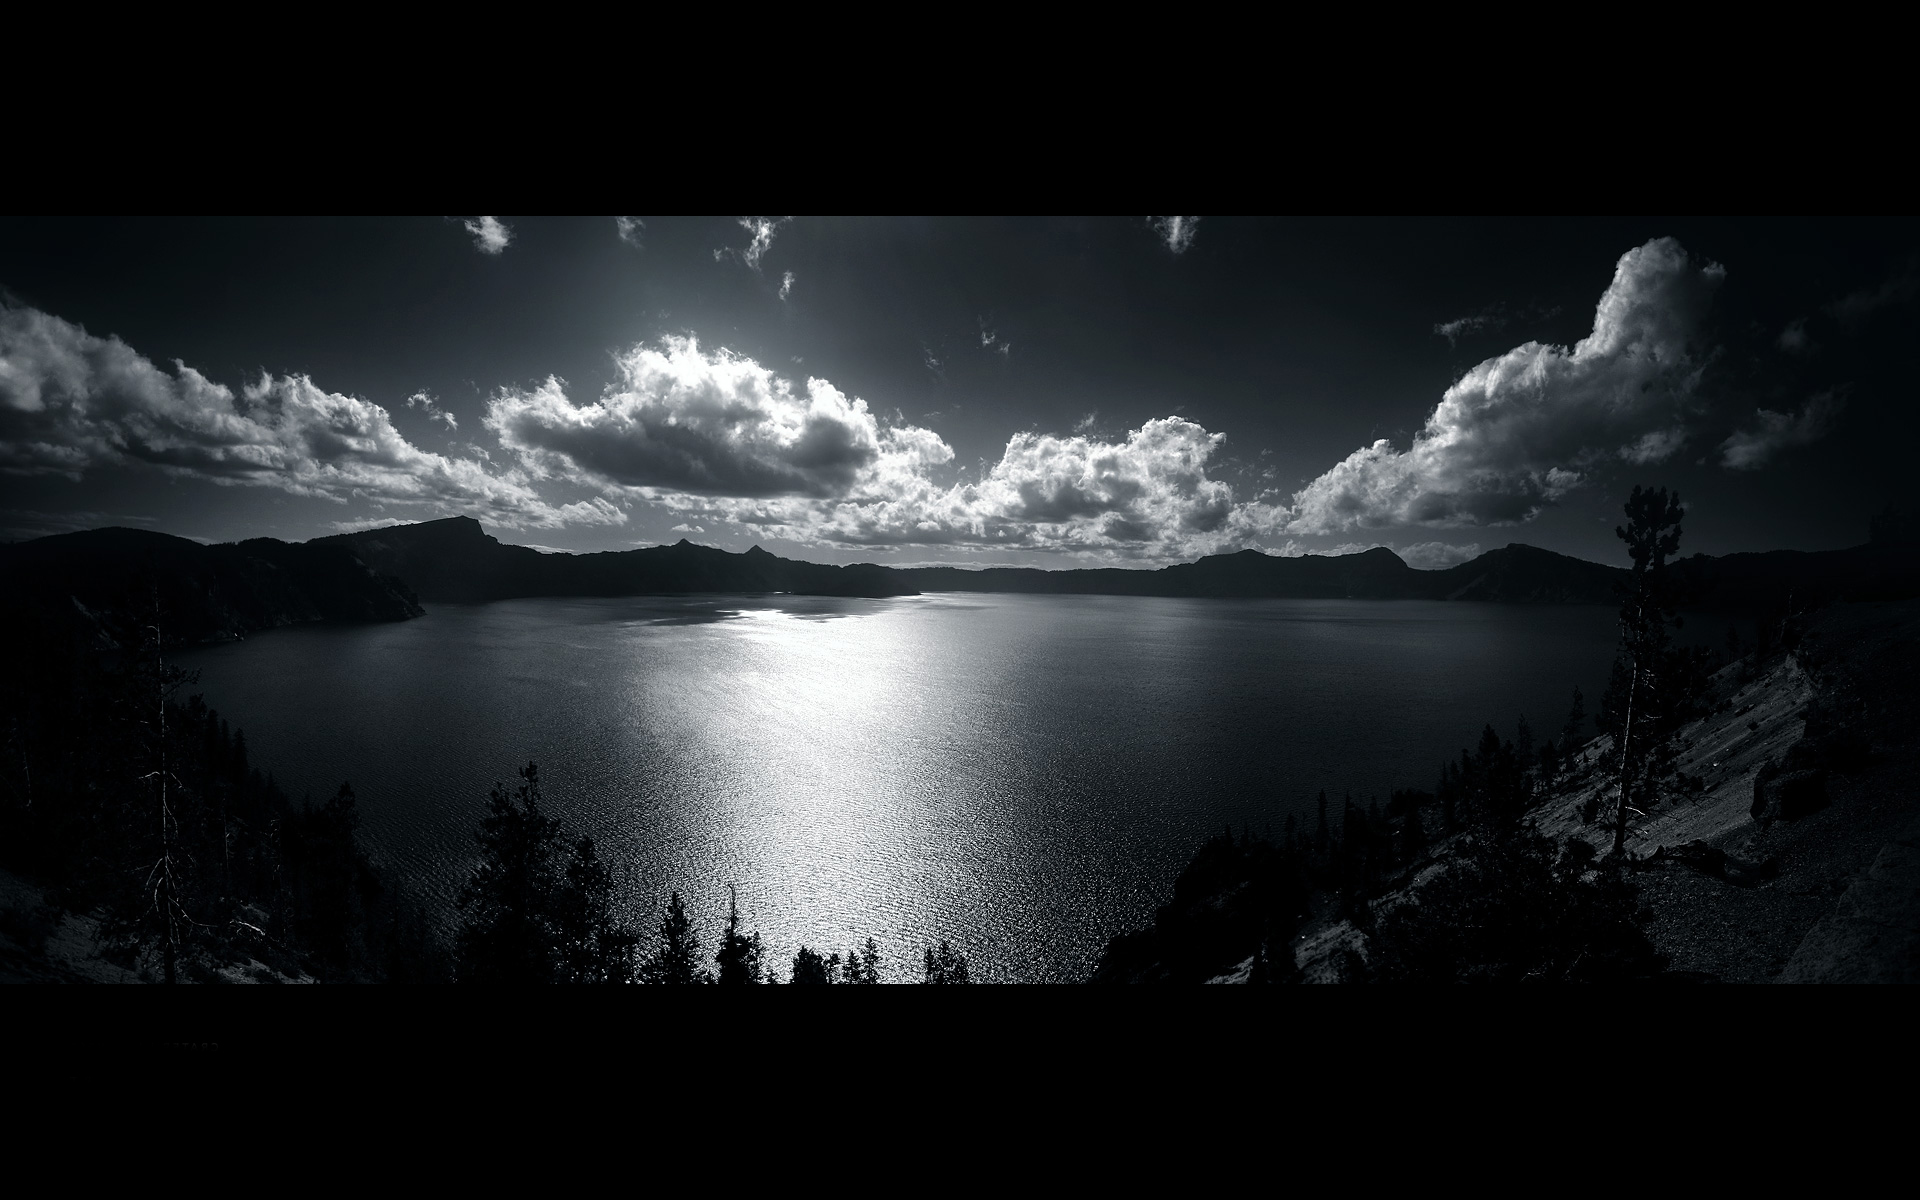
[482,337,1284,559]
[1288,237,1725,533]
[463,216,512,255]
[1719,389,1845,470]
[1150,216,1200,254]
[616,216,644,247]
[780,270,794,300]
[0,303,621,531]
[487,337,907,499]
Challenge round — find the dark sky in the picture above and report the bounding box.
[2,216,1913,568]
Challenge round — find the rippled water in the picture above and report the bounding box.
[173,593,1621,981]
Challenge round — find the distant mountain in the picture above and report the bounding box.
[0,527,423,647]
[12,519,1915,641]
[905,538,1920,608]
[330,516,1920,608]
[901,544,1630,602]
[323,517,917,602]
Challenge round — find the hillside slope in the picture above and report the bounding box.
[0,527,422,647]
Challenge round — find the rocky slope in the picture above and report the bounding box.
[1266,598,1920,983]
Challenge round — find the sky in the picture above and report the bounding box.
[1,216,1913,569]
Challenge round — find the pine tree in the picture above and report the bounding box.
[790,944,833,984]
[1562,687,1586,753]
[101,599,206,984]
[553,835,638,984]
[455,762,563,984]
[714,886,765,984]
[923,940,971,984]
[641,890,709,983]
[1400,799,1427,864]
[1607,485,1685,856]
[856,937,880,984]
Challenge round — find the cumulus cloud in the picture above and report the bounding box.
[463,216,512,255]
[616,216,644,247]
[482,337,1276,559]
[0,303,622,531]
[979,321,1011,358]
[1719,389,1846,470]
[1150,216,1200,254]
[692,416,1247,558]
[1287,237,1725,534]
[780,270,794,301]
[715,217,788,270]
[406,390,458,431]
[487,337,918,500]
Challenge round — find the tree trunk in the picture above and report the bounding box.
[1613,656,1638,858]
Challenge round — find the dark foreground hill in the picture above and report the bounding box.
[0,527,422,647]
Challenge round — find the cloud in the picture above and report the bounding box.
[0,302,622,531]
[487,336,902,499]
[715,217,789,270]
[463,216,512,255]
[780,270,794,301]
[405,390,457,431]
[482,337,1284,559]
[979,321,1011,358]
[1150,216,1200,254]
[688,416,1248,559]
[1287,237,1725,533]
[1778,318,1811,353]
[670,522,705,533]
[1719,389,1845,470]
[1433,312,1507,346]
[616,216,644,248]
[1074,412,1099,434]
[1828,273,1916,323]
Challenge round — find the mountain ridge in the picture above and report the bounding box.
[8,518,1917,646]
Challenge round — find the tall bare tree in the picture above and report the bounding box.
[1609,487,1685,858]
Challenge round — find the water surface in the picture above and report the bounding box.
[176,593,1621,981]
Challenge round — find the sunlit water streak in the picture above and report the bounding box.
[174,593,1621,982]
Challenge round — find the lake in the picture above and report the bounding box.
[174,593,1623,982]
